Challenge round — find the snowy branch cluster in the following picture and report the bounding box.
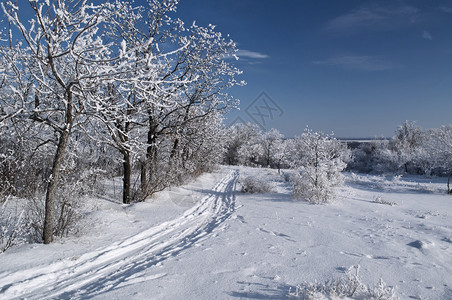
[0,0,242,244]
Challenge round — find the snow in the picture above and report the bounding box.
[1,166,452,299]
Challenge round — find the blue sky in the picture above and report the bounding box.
[176,0,452,138]
[5,1,452,138]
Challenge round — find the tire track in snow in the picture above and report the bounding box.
[0,169,239,300]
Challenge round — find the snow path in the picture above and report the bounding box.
[0,170,239,300]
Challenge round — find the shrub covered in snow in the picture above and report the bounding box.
[346,121,452,194]
[240,175,273,194]
[289,265,398,300]
[289,129,351,204]
[0,197,29,253]
[373,195,398,206]
[282,170,296,183]
[27,186,84,242]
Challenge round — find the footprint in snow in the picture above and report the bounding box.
[235,215,246,223]
[441,237,452,243]
[407,240,434,251]
[257,227,296,242]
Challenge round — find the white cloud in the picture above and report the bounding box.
[422,30,433,40]
[439,6,452,13]
[236,49,269,59]
[313,55,399,71]
[325,4,419,35]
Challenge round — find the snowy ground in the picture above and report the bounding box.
[1,166,451,299]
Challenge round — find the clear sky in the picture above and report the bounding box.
[175,0,452,138]
[5,0,452,138]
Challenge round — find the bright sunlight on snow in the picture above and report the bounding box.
[1,166,451,299]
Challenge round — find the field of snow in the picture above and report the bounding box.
[1,166,451,299]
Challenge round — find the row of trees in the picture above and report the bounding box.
[224,121,452,201]
[223,123,351,203]
[223,124,288,171]
[0,0,243,243]
[348,121,452,192]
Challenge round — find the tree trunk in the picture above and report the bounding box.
[43,129,70,244]
[266,148,271,168]
[182,143,189,170]
[170,138,179,160]
[448,170,452,194]
[43,87,74,244]
[140,160,147,194]
[123,151,131,204]
[169,137,179,169]
[143,113,157,192]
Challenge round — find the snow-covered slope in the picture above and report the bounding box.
[0,166,451,299]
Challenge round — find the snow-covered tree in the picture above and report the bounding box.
[2,0,142,243]
[223,123,259,166]
[161,21,242,177]
[289,129,351,204]
[272,137,291,174]
[261,128,284,168]
[423,125,452,193]
[392,121,423,173]
[84,1,187,204]
[1,0,243,243]
[236,124,263,166]
[117,1,244,198]
[223,126,288,171]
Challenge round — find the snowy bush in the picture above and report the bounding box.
[289,265,398,300]
[27,194,82,242]
[423,125,452,193]
[0,136,52,199]
[27,167,92,242]
[0,150,20,197]
[291,172,334,204]
[346,122,426,175]
[23,153,102,241]
[240,175,273,194]
[0,197,29,253]
[289,129,351,204]
[346,121,452,186]
[368,278,399,300]
[282,171,294,182]
[373,195,397,206]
